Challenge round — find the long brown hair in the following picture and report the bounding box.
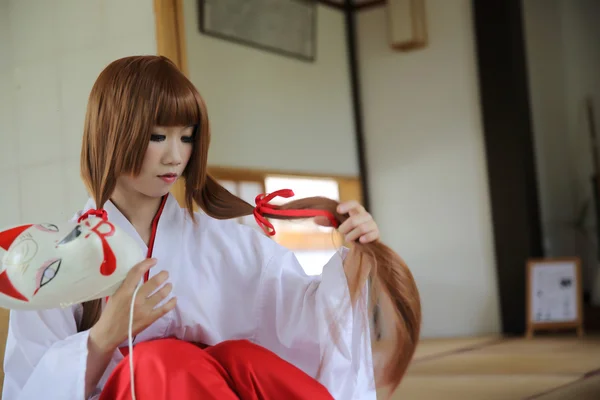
[78,55,421,392]
[262,195,421,392]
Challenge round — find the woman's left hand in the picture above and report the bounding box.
[314,200,380,244]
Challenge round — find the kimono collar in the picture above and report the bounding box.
[77,193,179,253]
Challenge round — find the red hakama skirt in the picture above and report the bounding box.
[98,338,334,400]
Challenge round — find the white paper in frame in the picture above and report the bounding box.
[526,257,584,338]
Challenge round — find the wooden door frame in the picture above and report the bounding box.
[154,0,188,74]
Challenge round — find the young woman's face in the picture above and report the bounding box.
[119,125,194,198]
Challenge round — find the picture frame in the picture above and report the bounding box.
[525,257,584,338]
[197,0,317,62]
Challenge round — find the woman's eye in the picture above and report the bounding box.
[182,136,193,143]
[150,134,166,142]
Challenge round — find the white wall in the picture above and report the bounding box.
[0,0,17,228]
[182,1,358,177]
[357,1,500,337]
[0,0,157,228]
[522,0,600,291]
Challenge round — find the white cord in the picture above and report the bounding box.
[128,279,143,400]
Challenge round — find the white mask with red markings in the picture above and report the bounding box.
[0,213,144,310]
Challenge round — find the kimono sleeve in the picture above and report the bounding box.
[255,246,377,400]
[2,306,119,400]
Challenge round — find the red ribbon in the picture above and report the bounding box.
[78,209,108,223]
[253,189,339,236]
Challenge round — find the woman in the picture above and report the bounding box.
[2,56,420,400]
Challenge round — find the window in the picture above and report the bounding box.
[264,175,343,275]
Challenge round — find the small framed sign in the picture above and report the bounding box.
[526,257,584,338]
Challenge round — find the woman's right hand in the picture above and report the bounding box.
[89,258,177,353]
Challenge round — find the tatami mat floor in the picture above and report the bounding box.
[383,334,600,400]
[1,322,598,399]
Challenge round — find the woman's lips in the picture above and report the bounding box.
[158,173,178,184]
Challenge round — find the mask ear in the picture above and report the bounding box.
[0,225,33,251]
[0,270,28,302]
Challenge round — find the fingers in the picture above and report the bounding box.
[337,200,364,216]
[336,201,380,243]
[129,296,177,338]
[132,276,176,329]
[123,258,156,291]
[137,270,170,298]
[145,282,173,309]
[338,212,373,236]
[151,297,177,319]
[358,230,379,243]
[344,220,378,242]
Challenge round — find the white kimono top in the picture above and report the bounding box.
[2,193,376,399]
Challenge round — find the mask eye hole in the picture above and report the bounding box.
[57,226,82,245]
[40,260,60,287]
[35,224,59,233]
[34,259,61,295]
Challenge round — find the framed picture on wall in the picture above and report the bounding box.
[525,257,584,338]
[198,0,317,62]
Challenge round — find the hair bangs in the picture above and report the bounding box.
[151,67,202,129]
